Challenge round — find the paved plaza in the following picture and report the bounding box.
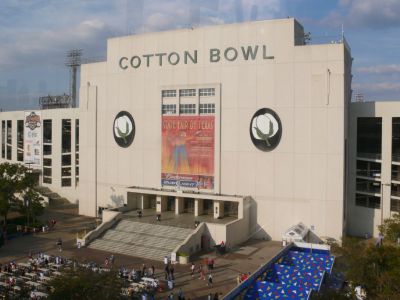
[0,206,282,299]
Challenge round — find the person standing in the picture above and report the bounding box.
[199,265,205,280]
[375,232,384,247]
[170,264,175,280]
[177,288,184,300]
[207,273,213,287]
[236,273,241,285]
[56,238,62,252]
[190,262,195,278]
[165,264,170,280]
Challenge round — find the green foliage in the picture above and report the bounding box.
[17,188,45,226]
[48,268,124,300]
[0,162,38,225]
[310,289,353,300]
[378,213,400,243]
[333,237,400,299]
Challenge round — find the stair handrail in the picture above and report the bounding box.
[77,210,122,247]
[172,222,206,261]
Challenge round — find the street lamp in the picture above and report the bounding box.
[381,182,391,226]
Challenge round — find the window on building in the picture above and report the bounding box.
[62,178,71,187]
[43,120,52,144]
[357,117,382,160]
[43,158,52,167]
[75,119,79,187]
[392,165,400,181]
[179,104,196,114]
[392,183,400,198]
[75,119,79,152]
[355,193,380,209]
[199,88,215,96]
[162,90,177,98]
[2,121,5,158]
[43,120,52,156]
[43,176,52,184]
[391,198,400,212]
[17,120,24,161]
[61,167,71,177]
[392,117,400,162]
[75,166,79,186]
[6,120,12,160]
[43,144,52,156]
[356,178,381,194]
[162,104,177,115]
[179,89,196,97]
[356,160,381,178]
[199,103,215,114]
[43,168,52,177]
[62,119,71,153]
[62,154,71,166]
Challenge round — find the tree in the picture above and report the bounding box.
[333,237,400,299]
[0,162,36,226]
[310,289,353,300]
[378,213,400,243]
[17,188,44,227]
[48,268,124,300]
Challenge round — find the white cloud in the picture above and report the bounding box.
[356,64,400,74]
[0,18,119,69]
[353,82,400,92]
[322,0,400,29]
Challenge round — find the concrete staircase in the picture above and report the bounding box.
[88,219,194,261]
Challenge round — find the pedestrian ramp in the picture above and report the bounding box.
[88,219,193,261]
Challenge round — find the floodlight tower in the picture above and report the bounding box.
[65,49,83,108]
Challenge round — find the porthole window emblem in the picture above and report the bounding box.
[250,108,282,152]
[113,111,135,148]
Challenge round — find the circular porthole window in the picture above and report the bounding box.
[113,111,135,148]
[250,108,282,152]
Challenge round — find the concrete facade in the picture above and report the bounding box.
[347,102,400,237]
[78,18,352,241]
[0,109,80,203]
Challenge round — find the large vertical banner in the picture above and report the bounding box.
[24,111,42,167]
[161,116,214,190]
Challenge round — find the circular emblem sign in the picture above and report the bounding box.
[113,111,135,148]
[250,108,282,152]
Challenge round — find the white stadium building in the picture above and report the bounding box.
[0,18,397,257]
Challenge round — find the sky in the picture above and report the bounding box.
[0,0,399,110]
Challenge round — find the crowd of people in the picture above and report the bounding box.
[0,252,70,299]
[0,252,161,299]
